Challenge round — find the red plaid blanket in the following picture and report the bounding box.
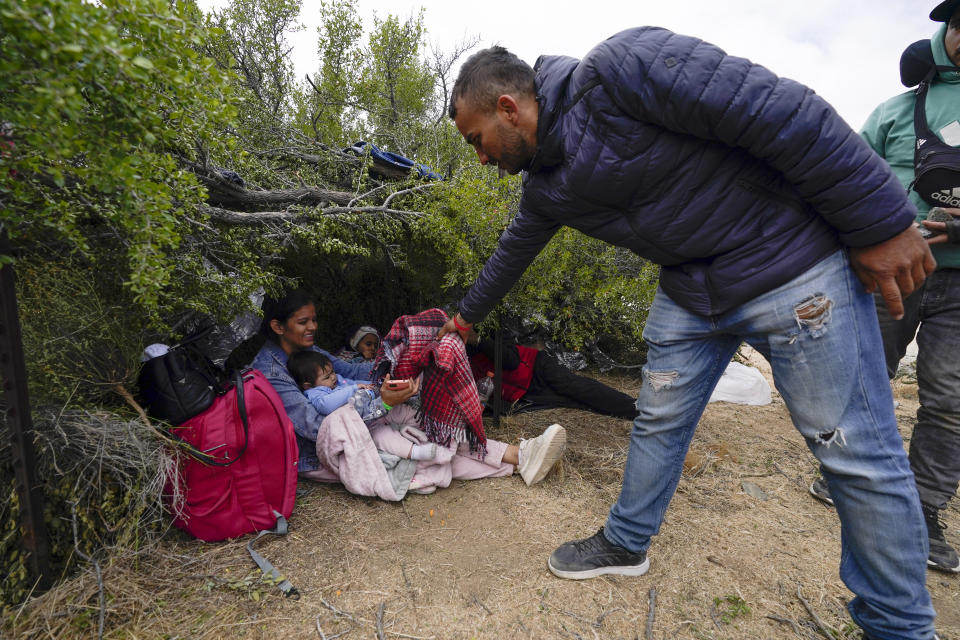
[372,309,486,456]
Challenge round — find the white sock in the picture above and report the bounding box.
[517,439,528,468]
[410,443,437,461]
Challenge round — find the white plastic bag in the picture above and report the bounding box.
[708,361,772,405]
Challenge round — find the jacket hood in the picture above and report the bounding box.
[528,55,579,172]
[900,24,960,87]
[932,22,960,82]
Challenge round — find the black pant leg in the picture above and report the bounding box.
[525,355,637,419]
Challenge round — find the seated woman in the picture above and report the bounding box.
[251,289,566,500]
[465,328,637,420]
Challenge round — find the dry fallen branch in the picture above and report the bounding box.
[796,585,837,640]
[766,614,808,638]
[376,601,386,640]
[645,587,656,639]
[201,204,424,225]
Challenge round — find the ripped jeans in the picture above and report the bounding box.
[605,250,935,640]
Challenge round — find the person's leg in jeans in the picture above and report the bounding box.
[561,251,934,638]
[526,355,638,419]
[601,292,741,551]
[808,283,923,506]
[738,251,934,638]
[910,268,960,571]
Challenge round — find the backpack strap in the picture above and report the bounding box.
[159,369,252,467]
[912,66,960,141]
[246,511,300,599]
[910,66,960,196]
[171,324,215,349]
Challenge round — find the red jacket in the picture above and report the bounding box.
[469,343,538,402]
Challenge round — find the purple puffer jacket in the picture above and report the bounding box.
[459,27,917,320]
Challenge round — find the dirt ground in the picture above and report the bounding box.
[6,348,959,639]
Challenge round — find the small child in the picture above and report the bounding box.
[287,350,436,461]
[337,325,380,363]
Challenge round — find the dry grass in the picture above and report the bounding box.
[4,358,959,640]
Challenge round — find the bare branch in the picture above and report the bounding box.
[200,204,424,225]
[382,183,439,208]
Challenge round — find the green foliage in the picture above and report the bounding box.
[0,0,236,310]
[713,594,751,623]
[205,0,302,148]
[417,165,658,356]
[15,254,148,408]
[203,568,285,602]
[278,210,445,348]
[298,0,468,171]
[297,0,364,145]
[355,11,434,151]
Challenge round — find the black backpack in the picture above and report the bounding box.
[137,326,224,425]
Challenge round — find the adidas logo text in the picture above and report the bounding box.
[930,188,960,206]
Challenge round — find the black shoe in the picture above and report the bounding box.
[548,527,649,579]
[922,503,960,573]
[809,476,834,506]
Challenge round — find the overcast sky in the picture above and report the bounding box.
[203,0,943,130]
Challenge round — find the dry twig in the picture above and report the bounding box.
[796,585,837,640]
[766,614,812,639]
[376,601,386,640]
[645,587,657,639]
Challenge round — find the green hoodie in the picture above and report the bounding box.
[860,22,960,269]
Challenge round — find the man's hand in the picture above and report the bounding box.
[849,226,936,320]
[920,206,960,246]
[435,313,473,342]
[380,374,420,406]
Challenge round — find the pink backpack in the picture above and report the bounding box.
[165,370,298,542]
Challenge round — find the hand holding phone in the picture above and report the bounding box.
[385,379,411,390]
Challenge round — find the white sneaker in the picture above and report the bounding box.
[517,423,566,486]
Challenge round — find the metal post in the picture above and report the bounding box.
[0,230,51,590]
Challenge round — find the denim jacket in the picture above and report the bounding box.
[251,340,372,471]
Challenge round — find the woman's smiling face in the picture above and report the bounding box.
[271,303,318,355]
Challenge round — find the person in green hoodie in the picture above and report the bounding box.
[810,0,960,576]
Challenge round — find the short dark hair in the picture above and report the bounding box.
[287,350,332,388]
[449,46,535,119]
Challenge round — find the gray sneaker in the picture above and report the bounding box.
[517,423,566,486]
[809,476,834,506]
[923,503,960,573]
[548,527,649,579]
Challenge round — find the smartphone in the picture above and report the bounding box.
[385,379,410,389]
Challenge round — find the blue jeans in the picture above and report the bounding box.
[604,251,935,639]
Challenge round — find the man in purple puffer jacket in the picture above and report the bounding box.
[440,27,939,640]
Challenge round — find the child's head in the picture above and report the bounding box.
[349,325,380,361]
[288,350,337,390]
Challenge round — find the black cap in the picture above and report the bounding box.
[931,0,960,21]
